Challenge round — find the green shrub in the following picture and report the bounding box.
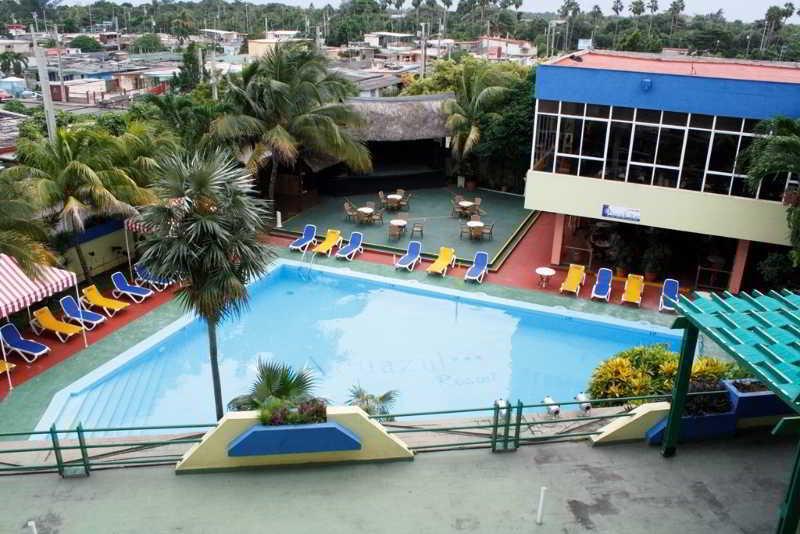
[257,397,327,426]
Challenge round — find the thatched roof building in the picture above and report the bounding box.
[347,93,453,142]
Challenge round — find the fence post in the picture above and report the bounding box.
[76,423,91,476]
[513,400,523,450]
[49,424,64,477]
[490,401,500,453]
[502,399,512,451]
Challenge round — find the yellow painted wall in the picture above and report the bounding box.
[62,229,129,282]
[525,170,791,246]
[176,406,414,473]
[590,402,670,445]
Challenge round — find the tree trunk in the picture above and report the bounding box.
[268,160,279,200]
[207,319,224,420]
[72,240,93,284]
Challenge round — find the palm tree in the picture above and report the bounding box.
[441,0,453,38]
[109,121,179,188]
[1,128,153,281]
[630,0,646,22]
[139,92,219,149]
[668,0,685,40]
[0,51,28,77]
[744,117,800,263]
[251,360,315,403]
[442,62,513,178]
[612,0,625,44]
[0,177,55,275]
[646,0,659,37]
[137,150,275,420]
[347,385,399,419]
[212,44,371,200]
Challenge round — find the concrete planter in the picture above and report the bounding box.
[645,410,737,445]
[228,421,361,457]
[723,379,793,419]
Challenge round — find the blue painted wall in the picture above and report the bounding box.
[536,65,800,119]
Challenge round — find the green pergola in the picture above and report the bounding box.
[664,289,800,534]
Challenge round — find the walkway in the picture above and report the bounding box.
[0,433,791,533]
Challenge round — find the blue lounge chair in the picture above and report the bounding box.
[394,241,422,271]
[0,323,50,364]
[659,278,680,312]
[59,296,106,331]
[134,264,172,292]
[464,251,489,283]
[111,272,154,303]
[590,267,613,302]
[336,232,364,261]
[289,224,317,253]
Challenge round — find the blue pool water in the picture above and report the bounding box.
[39,262,680,433]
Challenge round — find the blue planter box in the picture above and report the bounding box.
[646,410,737,445]
[722,379,793,419]
[228,421,362,457]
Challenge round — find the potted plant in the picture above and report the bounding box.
[722,378,793,418]
[646,378,737,445]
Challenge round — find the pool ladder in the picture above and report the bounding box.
[299,248,318,281]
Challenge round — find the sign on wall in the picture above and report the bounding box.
[601,204,641,223]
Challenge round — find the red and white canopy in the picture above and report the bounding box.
[124,216,155,234]
[0,254,78,319]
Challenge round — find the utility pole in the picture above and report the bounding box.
[115,16,120,51]
[264,17,268,38]
[208,46,218,100]
[34,35,57,143]
[53,24,65,106]
[197,45,204,83]
[420,22,428,78]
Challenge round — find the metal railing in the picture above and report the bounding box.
[0,423,215,477]
[372,391,726,453]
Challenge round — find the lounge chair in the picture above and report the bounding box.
[426,247,456,276]
[0,323,50,364]
[621,274,645,307]
[590,267,613,302]
[659,278,680,312]
[395,241,422,271]
[134,264,172,292]
[465,251,489,284]
[30,307,83,343]
[312,229,342,257]
[81,285,130,317]
[289,224,317,252]
[59,296,106,331]
[111,272,154,303]
[336,232,364,261]
[559,264,586,296]
[0,360,14,378]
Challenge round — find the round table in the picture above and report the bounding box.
[357,207,374,215]
[387,194,402,201]
[458,201,474,208]
[390,219,407,227]
[535,266,556,288]
[466,221,484,228]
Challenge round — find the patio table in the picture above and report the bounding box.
[390,219,407,227]
[535,266,556,288]
[357,207,374,215]
[387,194,402,201]
[458,201,474,208]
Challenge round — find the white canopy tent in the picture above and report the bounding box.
[0,254,84,391]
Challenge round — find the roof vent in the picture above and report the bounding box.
[569,54,583,62]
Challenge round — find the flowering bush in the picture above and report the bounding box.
[257,397,327,426]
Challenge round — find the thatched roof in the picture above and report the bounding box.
[348,93,453,142]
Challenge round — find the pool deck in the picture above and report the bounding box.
[0,432,792,533]
[0,211,689,435]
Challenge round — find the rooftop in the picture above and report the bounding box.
[549,49,800,85]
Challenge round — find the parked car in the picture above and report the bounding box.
[0,90,12,102]
[20,90,41,99]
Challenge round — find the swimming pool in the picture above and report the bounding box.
[37,260,680,434]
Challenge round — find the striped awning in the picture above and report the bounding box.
[0,254,78,319]
[124,216,155,234]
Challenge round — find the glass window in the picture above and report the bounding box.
[538,100,559,114]
[561,102,585,116]
[631,125,658,164]
[612,106,635,121]
[656,127,685,167]
[735,136,754,174]
[708,133,739,173]
[628,165,653,185]
[636,108,661,124]
[581,120,607,158]
[653,168,679,188]
[690,114,714,129]
[662,111,688,126]
[731,177,756,198]
[579,159,604,178]
[605,122,632,181]
[703,173,732,195]
[758,174,788,201]
[743,118,762,133]
[558,117,582,155]
[556,156,579,176]
[586,104,610,118]
[533,114,558,172]
[716,116,742,132]
[680,129,711,191]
